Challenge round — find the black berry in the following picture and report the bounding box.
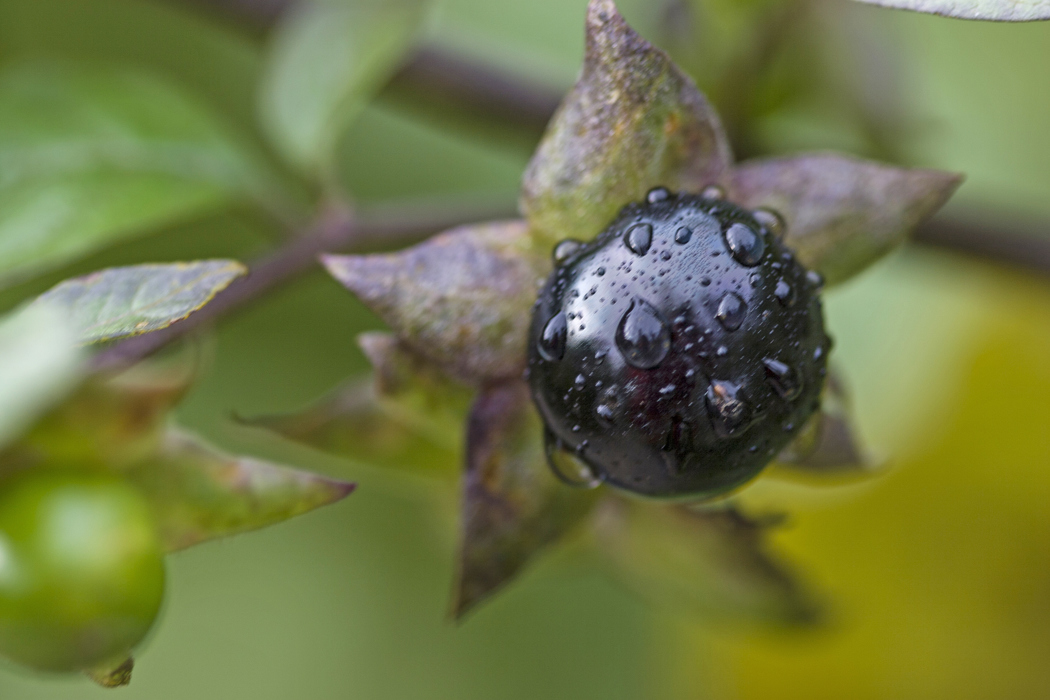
[527,188,830,499]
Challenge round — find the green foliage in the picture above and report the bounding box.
[260,0,431,177]
[0,63,280,286]
[34,261,246,343]
[0,305,84,451]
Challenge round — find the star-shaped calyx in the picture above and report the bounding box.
[272,0,960,620]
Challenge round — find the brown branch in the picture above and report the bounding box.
[91,196,520,373]
[913,211,1050,275]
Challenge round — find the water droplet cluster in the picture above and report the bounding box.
[527,188,830,498]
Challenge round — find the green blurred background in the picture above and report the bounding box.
[1,0,1049,697]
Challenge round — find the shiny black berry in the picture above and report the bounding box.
[527,187,830,499]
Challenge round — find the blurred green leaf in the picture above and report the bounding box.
[34,260,246,344]
[520,0,732,248]
[593,499,819,626]
[323,220,547,383]
[728,153,962,285]
[0,304,84,451]
[246,379,460,478]
[455,381,600,618]
[260,0,430,176]
[10,363,193,473]
[0,62,280,286]
[127,429,355,552]
[243,333,470,479]
[849,0,1050,20]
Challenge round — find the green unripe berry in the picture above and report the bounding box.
[0,471,165,672]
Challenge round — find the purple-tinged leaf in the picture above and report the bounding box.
[521,0,732,248]
[729,153,962,285]
[246,334,470,479]
[454,381,600,618]
[34,261,246,344]
[593,498,819,626]
[776,370,872,475]
[323,220,548,383]
[126,430,354,552]
[851,0,1050,21]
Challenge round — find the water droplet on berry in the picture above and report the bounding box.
[675,226,692,244]
[552,239,582,265]
[724,223,766,266]
[716,292,747,331]
[806,270,825,289]
[647,186,671,203]
[625,223,653,256]
[701,184,725,200]
[763,358,802,400]
[706,381,756,438]
[538,313,568,361]
[774,279,795,307]
[615,300,671,369]
[753,207,786,239]
[544,429,602,488]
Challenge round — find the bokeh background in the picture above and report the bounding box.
[0,0,1049,698]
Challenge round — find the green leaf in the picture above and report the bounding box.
[322,220,548,383]
[455,381,600,618]
[126,430,355,552]
[850,0,1050,20]
[260,0,430,176]
[520,0,732,249]
[9,363,193,474]
[775,371,872,476]
[0,62,279,286]
[728,153,962,285]
[243,333,469,479]
[33,261,247,344]
[593,499,819,626]
[0,304,85,451]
